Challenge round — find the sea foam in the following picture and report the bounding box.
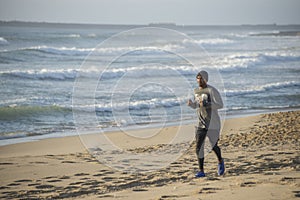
[225,81,300,97]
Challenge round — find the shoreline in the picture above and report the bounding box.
[1,107,299,147]
[0,109,299,199]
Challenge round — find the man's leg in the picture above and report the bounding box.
[195,127,207,172]
[207,129,225,175]
[212,141,222,162]
[207,129,222,161]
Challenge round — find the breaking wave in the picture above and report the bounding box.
[225,81,300,97]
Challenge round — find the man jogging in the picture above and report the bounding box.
[187,70,225,177]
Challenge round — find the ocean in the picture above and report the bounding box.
[0,22,299,146]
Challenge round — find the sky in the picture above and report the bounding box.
[0,0,299,25]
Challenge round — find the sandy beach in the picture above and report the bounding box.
[0,110,299,199]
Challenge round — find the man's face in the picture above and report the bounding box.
[197,75,207,87]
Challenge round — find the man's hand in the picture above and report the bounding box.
[187,99,193,106]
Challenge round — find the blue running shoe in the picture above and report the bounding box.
[218,159,225,175]
[195,171,206,178]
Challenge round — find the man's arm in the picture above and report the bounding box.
[207,86,223,110]
[187,99,198,109]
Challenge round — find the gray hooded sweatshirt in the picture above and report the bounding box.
[189,85,223,130]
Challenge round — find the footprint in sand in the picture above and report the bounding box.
[160,194,188,199]
[14,179,32,183]
[28,183,41,187]
[7,183,21,187]
[240,181,257,187]
[44,176,57,179]
[74,173,90,176]
[93,173,104,177]
[80,177,90,180]
[0,162,14,165]
[35,184,55,189]
[60,175,71,179]
[199,187,221,194]
[47,179,62,183]
[102,176,116,181]
[69,181,85,185]
[61,160,77,163]
[132,188,148,192]
[65,185,80,190]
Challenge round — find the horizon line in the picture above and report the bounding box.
[1,20,300,27]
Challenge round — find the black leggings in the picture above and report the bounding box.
[195,127,222,171]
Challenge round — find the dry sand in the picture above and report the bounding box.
[0,110,299,199]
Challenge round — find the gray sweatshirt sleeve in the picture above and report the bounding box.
[208,86,223,110]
